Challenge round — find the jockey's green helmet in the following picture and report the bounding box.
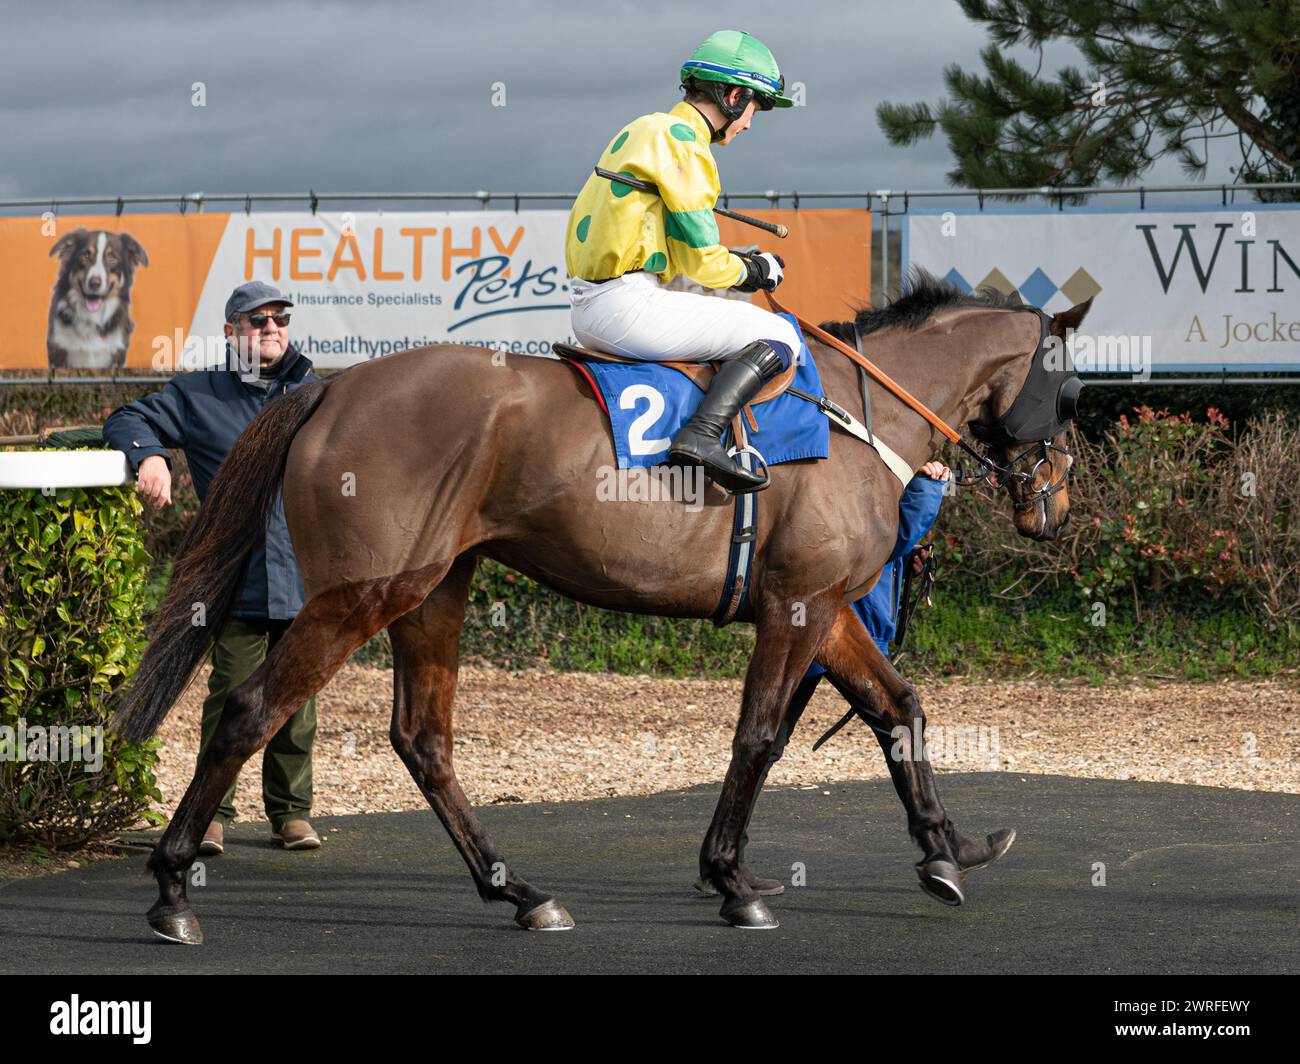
[680,30,793,111]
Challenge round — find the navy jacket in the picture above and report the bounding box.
[807,474,946,675]
[103,344,320,620]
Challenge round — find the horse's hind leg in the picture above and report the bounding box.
[817,607,965,904]
[147,565,445,945]
[387,554,572,931]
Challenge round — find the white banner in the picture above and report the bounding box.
[185,210,573,367]
[903,205,1300,372]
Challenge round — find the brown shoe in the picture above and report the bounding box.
[198,821,224,856]
[272,818,321,850]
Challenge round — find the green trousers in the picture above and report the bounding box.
[197,616,316,832]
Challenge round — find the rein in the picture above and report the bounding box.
[761,290,1004,480]
[893,544,935,653]
[761,290,1070,499]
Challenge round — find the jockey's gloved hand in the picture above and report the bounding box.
[733,251,786,293]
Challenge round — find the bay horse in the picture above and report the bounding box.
[112,271,1090,942]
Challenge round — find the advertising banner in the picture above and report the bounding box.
[904,204,1300,373]
[1,209,870,370]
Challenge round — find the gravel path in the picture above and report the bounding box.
[152,665,1300,823]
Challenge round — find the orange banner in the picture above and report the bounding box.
[717,208,871,327]
[1,214,228,370]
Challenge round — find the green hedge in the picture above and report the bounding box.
[342,560,1296,683]
[16,380,1300,686]
[932,408,1300,632]
[0,475,163,848]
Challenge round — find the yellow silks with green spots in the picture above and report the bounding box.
[565,101,748,291]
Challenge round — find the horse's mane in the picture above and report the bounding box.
[819,267,1023,344]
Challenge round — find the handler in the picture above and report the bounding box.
[696,461,1012,897]
[565,29,800,494]
[103,281,323,856]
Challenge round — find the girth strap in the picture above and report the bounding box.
[711,415,760,626]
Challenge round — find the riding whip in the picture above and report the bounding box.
[592,167,788,238]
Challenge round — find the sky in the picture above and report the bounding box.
[0,0,1240,210]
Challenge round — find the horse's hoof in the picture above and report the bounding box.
[147,906,204,945]
[916,858,965,907]
[516,898,575,931]
[721,896,779,929]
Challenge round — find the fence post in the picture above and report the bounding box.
[878,190,891,306]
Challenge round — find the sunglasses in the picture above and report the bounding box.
[245,312,291,328]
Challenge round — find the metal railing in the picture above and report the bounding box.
[3,179,1298,214]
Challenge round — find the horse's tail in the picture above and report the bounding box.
[111,374,342,745]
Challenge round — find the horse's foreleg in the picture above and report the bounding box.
[817,608,964,904]
[387,556,571,931]
[734,673,822,880]
[827,671,1016,888]
[147,567,445,945]
[701,595,837,929]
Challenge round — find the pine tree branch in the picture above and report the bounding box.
[878,0,1297,190]
[1212,88,1297,168]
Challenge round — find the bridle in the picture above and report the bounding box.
[952,438,1073,512]
[953,307,1079,513]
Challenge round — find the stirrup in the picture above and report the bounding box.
[725,442,770,492]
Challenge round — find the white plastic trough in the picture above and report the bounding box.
[0,450,130,489]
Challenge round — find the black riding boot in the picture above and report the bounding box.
[668,340,786,494]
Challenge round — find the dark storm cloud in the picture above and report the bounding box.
[0,0,1229,205]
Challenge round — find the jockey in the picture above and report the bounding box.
[565,29,800,494]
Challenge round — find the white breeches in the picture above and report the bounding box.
[569,271,801,363]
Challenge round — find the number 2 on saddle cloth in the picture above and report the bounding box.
[568,312,830,471]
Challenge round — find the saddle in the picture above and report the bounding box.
[552,342,798,432]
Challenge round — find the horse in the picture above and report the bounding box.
[112,271,1091,942]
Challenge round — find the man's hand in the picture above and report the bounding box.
[733,251,785,292]
[136,454,172,507]
[910,543,932,576]
[919,460,950,481]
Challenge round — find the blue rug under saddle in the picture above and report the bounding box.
[582,313,830,470]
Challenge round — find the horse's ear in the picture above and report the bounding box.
[1050,297,1093,336]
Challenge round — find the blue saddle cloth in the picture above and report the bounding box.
[582,313,830,470]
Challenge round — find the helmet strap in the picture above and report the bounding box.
[686,101,722,143]
[686,80,753,143]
